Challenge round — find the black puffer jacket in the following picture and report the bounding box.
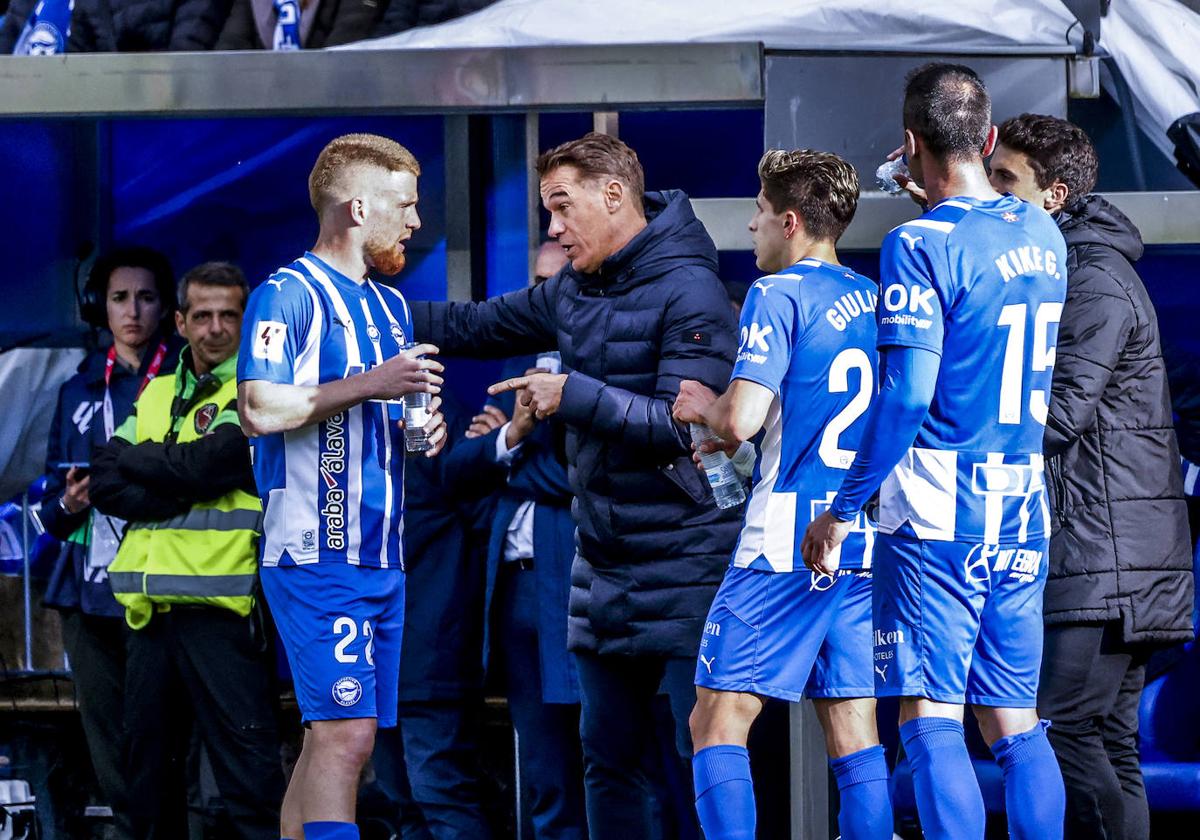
[0,0,37,52]
[69,0,233,51]
[412,191,742,657]
[1043,195,1194,645]
[371,0,491,37]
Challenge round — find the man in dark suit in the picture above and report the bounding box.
[465,242,586,840]
[373,381,507,840]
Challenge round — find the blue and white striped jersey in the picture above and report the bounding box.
[732,259,878,573]
[875,195,1068,544]
[237,253,413,570]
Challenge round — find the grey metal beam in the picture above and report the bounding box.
[444,115,473,302]
[693,192,1200,251]
[763,55,1068,182]
[526,112,541,282]
[0,43,763,118]
[790,702,831,839]
[1092,192,1200,246]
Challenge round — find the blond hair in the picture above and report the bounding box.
[308,133,421,213]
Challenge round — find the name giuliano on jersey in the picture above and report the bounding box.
[876,195,1068,544]
[732,259,878,573]
[237,253,414,570]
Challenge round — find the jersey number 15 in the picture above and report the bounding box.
[997,302,1063,426]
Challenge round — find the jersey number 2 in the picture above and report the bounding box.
[333,617,375,666]
[996,302,1063,425]
[819,348,874,469]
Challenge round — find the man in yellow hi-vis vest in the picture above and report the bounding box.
[91,262,284,840]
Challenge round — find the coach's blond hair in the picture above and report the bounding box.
[308,133,421,213]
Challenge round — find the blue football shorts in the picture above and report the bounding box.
[871,532,1049,707]
[695,565,874,702]
[261,562,405,727]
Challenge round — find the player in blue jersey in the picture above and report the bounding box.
[236,134,447,840]
[804,64,1068,840]
[671,149,892,840]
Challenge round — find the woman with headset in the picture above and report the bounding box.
[39,245,182,838]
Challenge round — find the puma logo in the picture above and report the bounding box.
[754,282,775,297]
[267,276,288,291]
[874,664,888,683]
[699,655,716,674]
[899,231,923,250]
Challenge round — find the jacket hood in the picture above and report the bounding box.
[1057,194,1144,264]
[573,190,719,292]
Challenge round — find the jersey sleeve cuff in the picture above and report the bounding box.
[730,370,781,396]
[236,372,296,386]
[829,495,860,522]
[876,338,944,357]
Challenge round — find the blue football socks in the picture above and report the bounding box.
[990,720,1065,840]
[301,822,359,840]
[900,716,985,840]
[692,744,756,840]
[830,744,894,840]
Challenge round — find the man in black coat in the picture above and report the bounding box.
[68,0,232,51]
[991,114,1194,840]
[410,132,741,839]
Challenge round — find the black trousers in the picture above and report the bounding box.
[123,607,284,840]
[61,611,135,840]
[1038,621,1151,840]
[574,650,700,840]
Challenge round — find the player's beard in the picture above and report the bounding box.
[365,230,407,277]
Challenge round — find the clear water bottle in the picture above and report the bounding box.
[402,392,432,453]
[875,157,910,194]
[535,350,562,375]
[399,342,432,453]
[690,423,746,509]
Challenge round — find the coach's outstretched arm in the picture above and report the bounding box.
[239,343,443,437]
[488,275,735,457]
[410,275,559,358]
[802,345,939,573]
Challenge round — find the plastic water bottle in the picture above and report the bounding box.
[690,423,746,509]
[875,157,910,194]
[398,342,432,453]
[402,392,432,453]
[535,350,562,375]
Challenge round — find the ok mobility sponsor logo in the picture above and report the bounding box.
[320,411,348,551]
[736,322,773,365]
[879,283,935,330]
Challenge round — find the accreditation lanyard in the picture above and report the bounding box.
[102,341,168,441]
[90,341,168,576]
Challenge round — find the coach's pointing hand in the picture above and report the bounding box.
[368,343,443,401]
[488,372,567,420]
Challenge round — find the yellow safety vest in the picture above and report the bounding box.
[108,352,261,630]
